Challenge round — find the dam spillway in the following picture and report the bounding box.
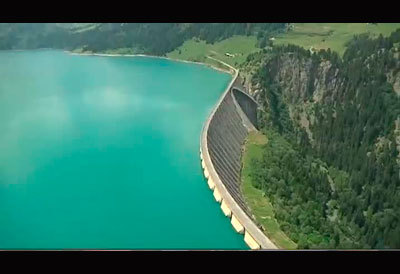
[200,70,277,249]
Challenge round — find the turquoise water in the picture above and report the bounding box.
[0,50,247,249]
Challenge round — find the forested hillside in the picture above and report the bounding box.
[244,29,400,248]
[0,23,286,55]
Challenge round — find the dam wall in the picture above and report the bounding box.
[232,88,259,130]
[200,69,277,250]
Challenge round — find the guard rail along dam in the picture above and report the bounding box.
[200,67,277,250]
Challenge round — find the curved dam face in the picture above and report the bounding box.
[208,89,249,212]
[232,88,259,131]
[200,72,277,250]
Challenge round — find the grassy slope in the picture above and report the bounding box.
[241,131,297,249]
[274,23,400,56]
[167,35,259,67]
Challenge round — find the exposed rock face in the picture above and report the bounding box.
[387,69,400,95]
[251,52,344,142]
[249,47,400,161]
[267,53,343,105]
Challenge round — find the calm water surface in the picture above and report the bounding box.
[0,50,247,249]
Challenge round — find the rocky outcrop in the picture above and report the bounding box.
[387,69,400,95]
[268,53,343,105]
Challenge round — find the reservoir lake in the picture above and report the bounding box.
[0,50,247,249]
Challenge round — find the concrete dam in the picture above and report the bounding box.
[200,70,277,250]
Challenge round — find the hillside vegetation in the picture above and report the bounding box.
[241,131,298,249]
[167,35,260,67]
[0,23,285,57]
[274,23,400,56]
[243,29,400,248]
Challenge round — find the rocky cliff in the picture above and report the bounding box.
[245,41,400,148]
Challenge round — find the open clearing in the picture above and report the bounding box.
[274,23,400,56]
[167,35,259,67]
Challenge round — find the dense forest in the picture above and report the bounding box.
[247,29,400,248]
[0,23,286,55]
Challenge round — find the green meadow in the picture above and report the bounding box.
[274,23,400,56]
[167,35,260,67]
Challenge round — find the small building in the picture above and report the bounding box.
[225,52,235,57]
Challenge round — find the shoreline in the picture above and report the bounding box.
[66,51,235,76]
[1,48,235,75]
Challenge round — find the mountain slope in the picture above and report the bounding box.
[242,29,400,248]
[0,23,286,56]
